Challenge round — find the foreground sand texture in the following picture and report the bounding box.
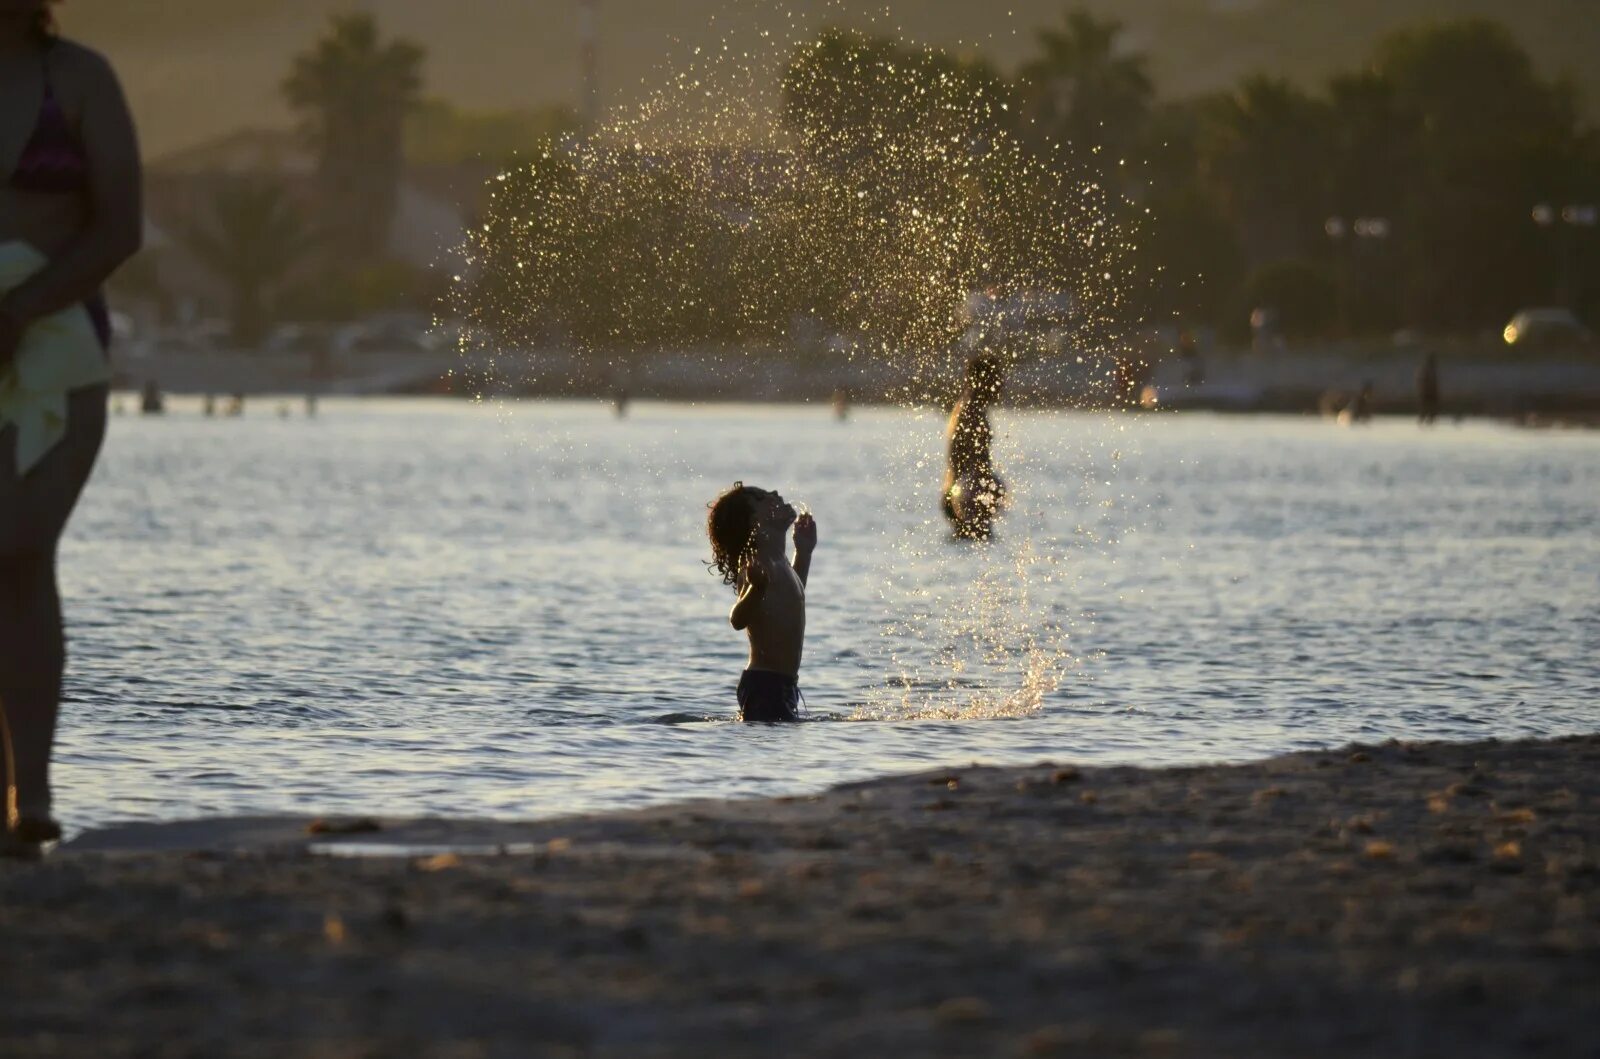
[5,736,1597,1057]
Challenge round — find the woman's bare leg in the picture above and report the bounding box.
[0,548,65,827]
[0,385,107,837]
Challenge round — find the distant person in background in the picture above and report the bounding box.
[831,385,850,422]
[942,352,1007,540]
[1178,328,1204,387]
[1417,353,1440,425]
[1250,307,1279,353]
[1111,353,1153,409]
[0,0,142,852]
[1351,380,1375,423]
[139,378,162,414]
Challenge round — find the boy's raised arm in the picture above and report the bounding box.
[791,514,817,586]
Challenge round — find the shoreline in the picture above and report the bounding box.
[7,734,1597,1055]
[107,344,1600,416]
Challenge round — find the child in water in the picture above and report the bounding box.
[706,483,817,722]
[942,352,1007,540]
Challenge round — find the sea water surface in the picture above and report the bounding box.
[55,399,1600,831]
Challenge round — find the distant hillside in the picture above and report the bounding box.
[62,0,1598,157]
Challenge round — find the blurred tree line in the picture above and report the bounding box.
[472,10,1598,355]
[169,9,1599,350]
[1120,16,1600,340]
[165,14,576,345]
[469,26,1127,361]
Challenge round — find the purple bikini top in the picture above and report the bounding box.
[9,51,90,195]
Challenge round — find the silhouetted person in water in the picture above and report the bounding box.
[1417,353,1439,424]
[1178,328,1204,387]
[706,483,817,722]
[942,352,1007,540]
[1352,380,1375,423]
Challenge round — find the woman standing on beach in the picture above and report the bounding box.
[0,0,141,849]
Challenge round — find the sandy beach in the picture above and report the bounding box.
[4,734,1596,1057]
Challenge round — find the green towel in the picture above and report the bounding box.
[0,241,112,476]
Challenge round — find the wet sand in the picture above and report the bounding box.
[5,735,1596,1057]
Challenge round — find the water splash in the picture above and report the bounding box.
[451,0,1151,720]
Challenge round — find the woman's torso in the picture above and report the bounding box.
[0,41,92,257]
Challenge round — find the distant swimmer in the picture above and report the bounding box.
[942,352,1007,540]
[831,386,850,421]
[706,483,817,722]
[1352,380,1374,423]
[1178,328,1204,387]
[1417,353,1439,424]
[1336,381,1375,426]
[139,379,163,415]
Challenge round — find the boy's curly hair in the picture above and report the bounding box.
[706,482,759,590]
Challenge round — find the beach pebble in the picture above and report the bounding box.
[1419,843,1476,864]
[306,817,382,835]
[936,996,995,1024]
[1019,1024,1086,1054]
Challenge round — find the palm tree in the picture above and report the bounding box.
[1016,9,1152,183]
[283,14,424,260]
[1198,77,1332,264]
[174,178,318,347]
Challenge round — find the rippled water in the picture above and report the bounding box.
[54,399,1599,830]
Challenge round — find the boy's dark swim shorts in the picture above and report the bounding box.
[737,669,800,723]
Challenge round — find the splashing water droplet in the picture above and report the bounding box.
[450,0,1152,722]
